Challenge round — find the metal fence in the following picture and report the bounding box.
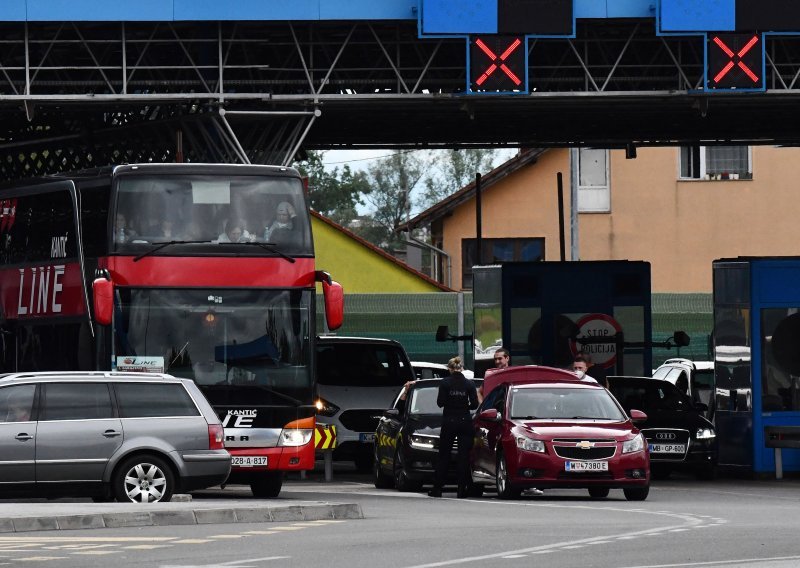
[317,292,713,371]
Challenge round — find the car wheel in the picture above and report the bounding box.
[393,450,422,492]
[495,454,521,500]
[623,486,650,501]
[373,451,394,489]
[250,472,283,498]
[113,454,175,503]
[588,487,610,499]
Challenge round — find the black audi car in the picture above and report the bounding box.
[607,376,718,479]
[373,378,483,494]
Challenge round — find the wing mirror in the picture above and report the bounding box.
[478,408,501,422]
[92,276,114,326]
[629,409,648,423]
[384,409,400,418]
[316,271,343,331]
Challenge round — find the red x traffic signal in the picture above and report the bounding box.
[469,35,527,93]
[707,33,763,90]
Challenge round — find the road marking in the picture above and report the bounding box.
[17,557,66,562]
[268,526,305,531]
[617,555,800,568]
[173,540,213,544]
[0,537,175,543]
[72,551,119,555]
[160,557,292,567]
[242,532,278,536]
[403,504,713,568]
[502,555,527,559]
[125,545,174,550]
[209,535,245,539]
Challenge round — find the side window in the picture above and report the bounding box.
[115,383,200,418]
[481,385,507,414]
[0,384,36,422]
[43,383,113,421]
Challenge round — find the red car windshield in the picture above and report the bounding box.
[509,387,626,421]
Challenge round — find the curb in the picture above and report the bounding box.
[0,503,364,533]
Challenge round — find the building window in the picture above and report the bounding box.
[461,238,544,289]
[577,148,610,212]
[680,146,752,180]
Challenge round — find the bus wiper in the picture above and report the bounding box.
[217,241,296,263]
[133,240,213,262]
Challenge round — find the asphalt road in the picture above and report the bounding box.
[3,469,800,568]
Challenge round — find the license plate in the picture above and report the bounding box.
[360,433,375,443]
[231,456,268,467]
[565,461,609,472]
[648,444,686,454]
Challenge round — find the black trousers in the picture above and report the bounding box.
[435,416,474,490]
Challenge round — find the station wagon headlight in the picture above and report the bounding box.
[515,436,545,453]
[623,434,645,454]
[696,427,716,440]
[279,428,313,447]
[410,434,437,450]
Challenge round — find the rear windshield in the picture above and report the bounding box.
[510,387,626,420]
[317,343,413,387]
[115,383,201,418]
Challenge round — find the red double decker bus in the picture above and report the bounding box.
[0,164,343,498]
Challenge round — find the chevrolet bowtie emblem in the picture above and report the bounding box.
[576,441,595,449]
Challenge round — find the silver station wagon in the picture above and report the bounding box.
[0,372,231,503]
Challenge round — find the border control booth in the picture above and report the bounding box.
[472,261,652,379]
[714,257,800,476]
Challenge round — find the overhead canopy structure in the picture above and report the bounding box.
[3,1,800,178]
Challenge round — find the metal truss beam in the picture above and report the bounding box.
[2,19,800,178]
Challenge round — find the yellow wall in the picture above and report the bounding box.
[312,217,442,293]
[440,146,800,293]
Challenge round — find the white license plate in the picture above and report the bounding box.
[565,461,609,472]
[649,444,686,454]
[231,456,268,467]
[360,433,375,443]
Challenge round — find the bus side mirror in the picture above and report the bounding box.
[672,331,690,348]
[92,277,114,326]
[322,278,343,331]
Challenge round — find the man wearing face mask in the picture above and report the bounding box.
[572,355,599,383]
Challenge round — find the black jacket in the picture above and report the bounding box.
[436,372,479,419]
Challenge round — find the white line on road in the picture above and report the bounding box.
[617,555,800,568]
[159,557,291,568]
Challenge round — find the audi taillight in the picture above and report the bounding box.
[208,424,225,450]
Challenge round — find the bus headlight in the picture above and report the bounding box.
[623,434,645,454]
[279,428,313,447]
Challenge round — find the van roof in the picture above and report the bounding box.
[317,336,402,346]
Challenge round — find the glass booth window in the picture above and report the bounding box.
[113,174,312,255]
[761,309,800,412]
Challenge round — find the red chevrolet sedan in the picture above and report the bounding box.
[471,366,650,500]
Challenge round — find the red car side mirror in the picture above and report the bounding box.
[629,409,648,423]
[478,408,501,422]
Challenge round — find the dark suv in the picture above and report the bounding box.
[607,375,718,479]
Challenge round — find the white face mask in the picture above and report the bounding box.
[575,370,586,379]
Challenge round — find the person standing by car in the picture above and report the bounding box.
[491,347,511,372]
[576,350,608,388]
[428,356,479,498]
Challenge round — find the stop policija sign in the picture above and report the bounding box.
[569,313,622,369]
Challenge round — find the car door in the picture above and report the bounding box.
[35,382,123,486]
[0,384,37,490]
[376,395,403,468]
[473,385,507,478]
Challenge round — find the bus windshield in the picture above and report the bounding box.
[113,174,312,256]
[113,288,313,405]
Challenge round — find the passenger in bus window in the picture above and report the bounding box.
[267,202,297,244]
[217,219,253,243]
[115,213,137,243]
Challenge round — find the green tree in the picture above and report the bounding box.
[361,150,426,251]
[419,148,501,209]
[293,151,370,226]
